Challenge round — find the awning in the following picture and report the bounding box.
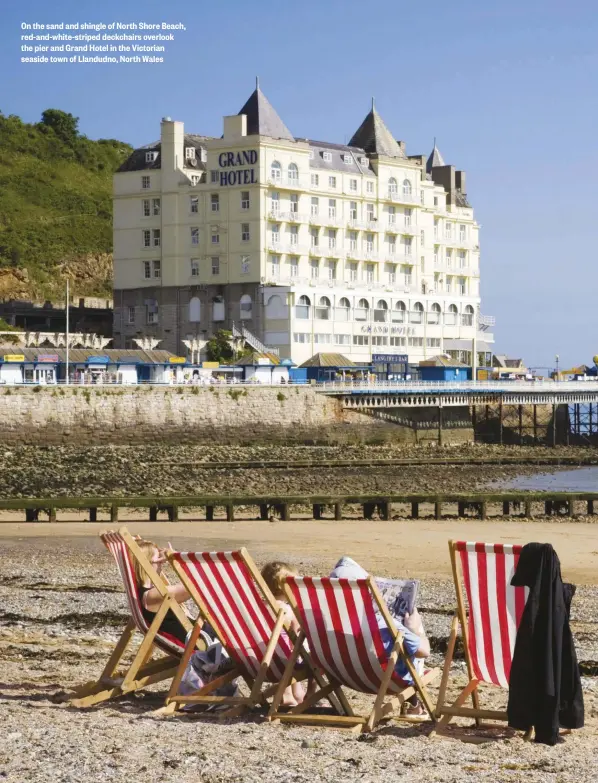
[443,339,493,352]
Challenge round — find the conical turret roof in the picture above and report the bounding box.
[348,102,405,158]
[238,81,294,141]
[426,143,446,173]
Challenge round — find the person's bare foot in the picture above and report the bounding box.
[281,696,298,708]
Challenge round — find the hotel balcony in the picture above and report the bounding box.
[309,214,344,228]
[385,191,418,205]
[267,176,302,190]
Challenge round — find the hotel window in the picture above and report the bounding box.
[190,259,199,277]
[445,222,453,239]
[353,335,369,346]
[459,277,467,296]
[142,199,151,217]
[388,177,397,196]
[185,147,195,160]
[365,233,374,252]
[366,203,375,222]
[311,196,319,216]
[326,259,337,280]
[271,191,280,213]
[311,173,319,186]
[434,218,439,239]
[191,227,200,245]
[289,256,299,277]
[365,263,375,283]
[271,223,281,244]
[152,259,161,279]
[349,178,357,191]
[393,301,406,322]
[420,191,425,205]
[343,154,352,164]
[335,334,351,346]
[211,170,219,183]
[434,196,439,206]
[310,259,319,279]
[408,337,424,347]
[386,263,397,284]
[347,261,358,281]
[349,201,358,221]
[288,163,299,183]
[147,303,159,325]
[402,179,412,196]
[372,336,388,346]
[127,306,135,324]
[270,255,280,278]
[190,175,200,186]
[211,227,219,244]
[271,160,282,182]
[141,175,151,189]
[143,260,151,279]
[348,231,357,252]
[211,257,220,275]
[323,151,332,162]
[314,334,332,344]
[241,255,250,275]
[459,250,467,268]
[427,338,441,348]
[404,208,412,227]
[241,191,250,210]
[211,193,220,212]
[446,275,452,293]
[241,223,250,242]
[390,336,406,347]
[290,193,299,214]
[428,302,441,324]
[404,236,412,255]
[434,246,440,265]
[361,157,368,166]
[328,175,337,188]
[328,199,336,218]
[459,224,467,242]
[289,225,299,245]
[388,206,396,225]
[387,235,396,255]
[401,264,412,285]
[446,248,452,266]
[294,332,310,343]
[144,229,160,247]
[240,294,253,320]
[420,230,425,246]
[310,227,319,247]
[328,229,336,249]
[150,198,160,216]
[366,181,374,194]
[309,149,314,160]
[190,196,199,213]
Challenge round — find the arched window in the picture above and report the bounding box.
[266,294,286,320]
[393,300,406,323]
[337,297,351,322]
[448,304,458,313]
[446,303,458,326]
[316,296,331,320]
[355,298,369,322]
[410,301,424,324]
[240,294,252,320]
[270,160,281,182]
[428,302,441,324]
[189,296,201,323]
[212,295,225,322]
[402,178,412,196]
[464,304,474,314]
[374,299,388,323]
[388,177,397,196]
[288,162,299,183]
[296,294,311,320]
[462,304,475,326]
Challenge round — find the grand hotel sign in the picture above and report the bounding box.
[217,150,258,186]
[361,325,417,336]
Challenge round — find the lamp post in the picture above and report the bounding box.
[555,354,559,382]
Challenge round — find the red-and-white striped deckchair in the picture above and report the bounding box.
[71,527,198,708]
[435,540,529,735]
[269,576,439,733]
[163,549,339,716]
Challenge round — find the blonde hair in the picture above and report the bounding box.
[133,539,159,587]
[261,561,297,600]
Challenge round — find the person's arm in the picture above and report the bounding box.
[142,582,191,612]
[403,608,430,658]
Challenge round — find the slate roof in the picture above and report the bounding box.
[0,348,178,364]
[348,106,406,159]
[426,144,445,173]
[237,85,294,141]
[300,353,355,368]
[419,354,469,368]
[234,351,280,366]
[306,140,374,176]
[117,134,212,173]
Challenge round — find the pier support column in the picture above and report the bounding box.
[518,405,523,444]
[533,405,538,443]
[226,505,235,522]
[411,502,419,520]
[458,502,466,518]
[568,499,577,519]
[313,504,322,520]
[471,405,477,440]
[89,507,98,522]
[110,505,118,524]
[260,504,269,521]
[334,503,342,520]
[499,401,503,445]
[434,501,442,520]
[168,506,178,522]
[525,500,533,518]
[48,507,56,523]
[480,501,488,520]
[206,505,214,521]
[149,506,158,522]
[552,403,557,447]
[588,499,594,516]
[281,504,290,521]
[379,502,390,521]
[502,501,510,516]
[544,500,553,516]
[25,508,38,522]
[437,406,443,446]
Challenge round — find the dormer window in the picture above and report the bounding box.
[145,151,158,163]
[200,149,207,163]
[360,156,368,166]
[185,147,195,160]
[343,154,352,164]
[322,151,332,162]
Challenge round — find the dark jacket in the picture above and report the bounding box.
[507,543,584,745]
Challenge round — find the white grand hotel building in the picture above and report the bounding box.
[112,83,494,366]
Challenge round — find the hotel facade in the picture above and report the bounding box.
[112,84,494,366]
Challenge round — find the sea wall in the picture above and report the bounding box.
[0,386,474,446]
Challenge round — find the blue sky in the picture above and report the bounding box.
[2,0,597,369]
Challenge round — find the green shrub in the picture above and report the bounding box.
[277,391,286,402]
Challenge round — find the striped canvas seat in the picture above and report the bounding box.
[170,551,294,681]
[455,541,529,688]
[102,532,185,657]
[286,576,412,695]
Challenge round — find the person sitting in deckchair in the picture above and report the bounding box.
[261,561,307,708]
[134,539,192,645]
[330,557,430,715]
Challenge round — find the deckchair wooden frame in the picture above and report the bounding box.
[433,539,524,742]
[71,527,201,709]
[270,575,439,733]
[162,548,340,717]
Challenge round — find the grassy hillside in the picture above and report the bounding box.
[0,110,132,301]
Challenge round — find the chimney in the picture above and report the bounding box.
[396,139,406,153]
[160,117,184,187]
[223,114,248,141]
[455,170,467,195]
